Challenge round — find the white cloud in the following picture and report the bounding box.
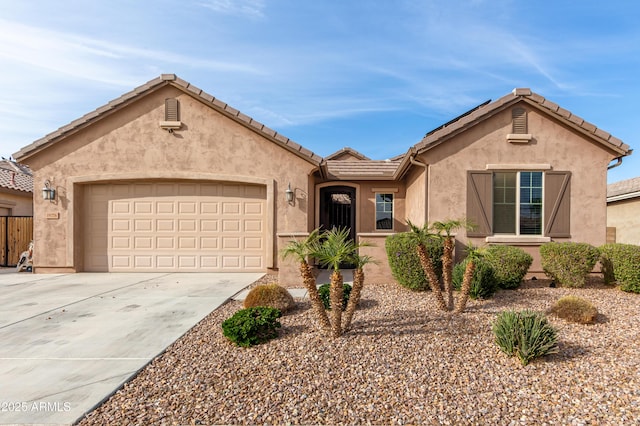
[0,19,262,88]
[197,0,265,19]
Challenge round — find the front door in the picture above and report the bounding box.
[319,186,356,268]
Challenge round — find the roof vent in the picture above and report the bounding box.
[160,98,182,132]
[507,107,532,143]
[512,107,527,134]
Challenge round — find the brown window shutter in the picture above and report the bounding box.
[165,98,179,121]
[467,171,493,237]
[512,107,527,134]
[544,171,571,237]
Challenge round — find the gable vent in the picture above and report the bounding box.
[512,107,527,134]
[160,98,182,132]
[165,98,179,121]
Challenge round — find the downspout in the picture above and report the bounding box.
[409,154,429,223]
[607,156,624,170]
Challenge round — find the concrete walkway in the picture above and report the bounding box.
[0,272,262,425]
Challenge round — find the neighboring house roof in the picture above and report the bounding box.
[14,74,323,166]
[325,147,371,161]
[413,88,632,158]
[607,177,640,202]
[0,160,33,193]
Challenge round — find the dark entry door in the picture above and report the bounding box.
[319,185,356,245]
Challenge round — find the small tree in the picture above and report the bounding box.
[342,252,376,331]
[431,219,472,310]
[281,229,331,333]
[313,228,352,337]
[455,243,482,313]
[406,220,447,311]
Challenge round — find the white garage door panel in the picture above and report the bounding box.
[83,182,266,272]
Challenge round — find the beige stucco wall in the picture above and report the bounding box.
[24,86,317,273]
[607,198,640,245]
[421,104,617,271]
[0,191,33,216]
[404,165,427,226]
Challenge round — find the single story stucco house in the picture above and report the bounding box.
[607,177,640,245]
[14,74,632,284]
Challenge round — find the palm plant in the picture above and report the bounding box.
[281,229,331,333]
[455,243,482,313]
[313,227,356,337]
[342,252,376,331]
[431,219,471,311]
[406,220,447,311]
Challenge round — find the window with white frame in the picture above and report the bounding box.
[493,171,543,235]
[375,193,393,230]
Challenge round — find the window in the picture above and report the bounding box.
[467,170,571,239]
[493,171,543,235]
[375,193,393,230]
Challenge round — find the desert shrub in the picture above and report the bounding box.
[484,245,533,289]
[318,283,351,310]
[548,295,598,324]
[492,310,559,366]
[385,233,443,291]
[452,258,498,299]
[221,307,282,347]
[599,243,640,293]
[539,242,599,288]
[243,283,295,313]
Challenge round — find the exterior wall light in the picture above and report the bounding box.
[285,183,294,204]
[42,179,56,201]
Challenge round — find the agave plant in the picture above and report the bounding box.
[406,220,447,311]
[281,229,331,333]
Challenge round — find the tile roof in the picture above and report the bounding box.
[413,88,631,157]
[0,160,33,193]
[325,147,371,161]
[324,160,401,180]
[607,176,640,202]
[14,74,322,166]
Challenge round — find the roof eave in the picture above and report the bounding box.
[607,191,640,203]
[15,74,322,167]
[519,97,631,157]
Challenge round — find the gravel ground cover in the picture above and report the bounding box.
[79,277,639,425]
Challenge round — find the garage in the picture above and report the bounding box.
[83,181,266,272]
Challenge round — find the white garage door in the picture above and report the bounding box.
[83,182,266,272]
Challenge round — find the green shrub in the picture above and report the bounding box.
[385,233,443,291]
[599,243,640,293]
[318,283,351,310]
[492,310,559,366]
[548,295,598,324]
[540,242,599,288]
[484,245,533,289]
[221,307,282,347]
[452,258,498,299]
[243,283,295,313]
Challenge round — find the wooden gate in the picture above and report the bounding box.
[0,216,33,266]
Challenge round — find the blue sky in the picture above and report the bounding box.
[0,0,638,183]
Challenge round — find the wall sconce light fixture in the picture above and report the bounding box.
[285,183,294,204]
[42,179,56,201]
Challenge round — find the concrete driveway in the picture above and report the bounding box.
[0,271,262,425]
